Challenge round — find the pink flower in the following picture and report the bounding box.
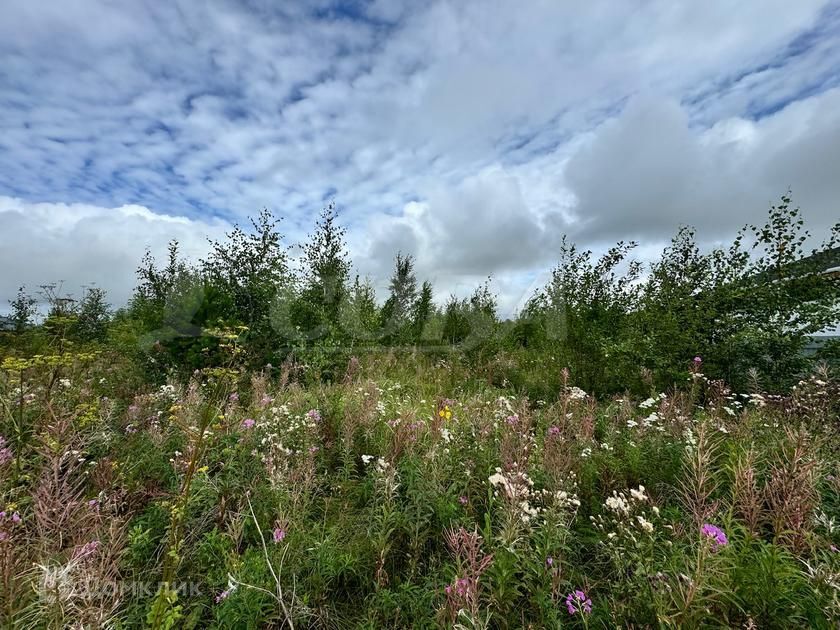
[459,495,468,505]
[215,589,230,603]
[693,356,702,363]
[546,556,553,566]
[88,499,99,508]
[306,409,322,422]
[10,512,20,524]
[0,436,12,466]
[547,426,561,437]
[72,540,100,560]
[701,523,728,550]
[242,418,256,429]
[272,527,286,543]
[566,589,592,615]
[228,392,239,403]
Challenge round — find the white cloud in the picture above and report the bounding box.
[1,0,839,316]
[0,197,230,310]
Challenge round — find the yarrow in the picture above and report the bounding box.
[701,523,728,550]
[565,589,592,615]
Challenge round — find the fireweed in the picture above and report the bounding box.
[1,351,838,628]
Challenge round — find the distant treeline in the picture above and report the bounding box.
[2,195,839,395]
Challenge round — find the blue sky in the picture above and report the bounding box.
[1,0,840,314]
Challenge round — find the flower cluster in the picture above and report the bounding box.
[565,589,592,615]
[700,523,728,550]
[0,435,12,467]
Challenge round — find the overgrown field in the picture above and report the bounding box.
[1,350,838,628]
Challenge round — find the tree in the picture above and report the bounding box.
[299,202,351,328]
[73,286,111,342]
[380,253,417,343]
[412,280,434,342]
[202,209,289,330]
[339,275,380,346]
[8,287,37,333]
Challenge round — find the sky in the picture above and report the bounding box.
[1,0,840,317]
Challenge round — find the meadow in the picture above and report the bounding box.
[0,196,838,628]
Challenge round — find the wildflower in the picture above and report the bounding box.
[272,527,286,543]
[459,495,468,505]
[362,454,374,465]
[438,404,452,421]
[630,485,647,502]
[0,436,12,467]
[605,494,629,515]
[11,512,21,523]
[565,589,592,615]
[87,499,99,508]
[228,392,239,403]
[701,523,728,550]
[242,418,256,429]
[546,556,553,566]
[215,578,238,603]
[694,356,702,363]
[636,515,654,533]
[72,540,100,560]
[306,409,321,423]
[547,425,561,437]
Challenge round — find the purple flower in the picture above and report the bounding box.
[546,556,553,566]
[693,356,702,363]
[88,499,99,508]
[272,527,286,543]
[228,392,239,403]
[547,426,561,437]
[306,409,322,423]
[215,589,230,603]
[701,523,728,550]
[566,589,592,615]
[242,418,256,429]
[458,495,468,505]
[10,512,20,524]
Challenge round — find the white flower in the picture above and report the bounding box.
[630,485,647,502]
[361,454,374,465]
[605,494,629,515]
[636,515,654,533]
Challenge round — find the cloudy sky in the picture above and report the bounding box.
[2,0,839,316]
